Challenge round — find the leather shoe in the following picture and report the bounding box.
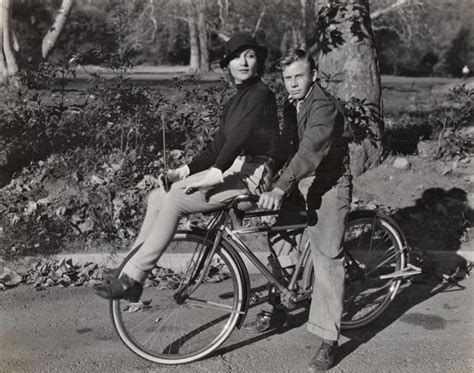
[92,273,143,302]
[242,309,287,333]
[308,340,338,372]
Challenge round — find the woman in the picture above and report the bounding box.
[93,32,279,301]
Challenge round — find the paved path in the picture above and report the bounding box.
[1,275,473,372]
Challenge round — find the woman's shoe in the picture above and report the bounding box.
[92,273,143,302]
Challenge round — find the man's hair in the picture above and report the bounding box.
[276,49,317,72]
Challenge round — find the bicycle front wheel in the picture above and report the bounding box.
[110,230,246,365]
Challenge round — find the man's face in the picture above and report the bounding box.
[282,60,317,100]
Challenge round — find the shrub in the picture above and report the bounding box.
[0,64,238,258]
[427,85,474,158]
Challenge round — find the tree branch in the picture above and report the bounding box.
[217,0,226,27]
[2,0,20,87]
[42,0,75,59]
[370,0,411,20]
[371,24,403,39]
[252,5,266,36]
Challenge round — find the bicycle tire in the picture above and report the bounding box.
[302,211,407,329]
[109,230,246,365]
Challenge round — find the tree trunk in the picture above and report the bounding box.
[298,0,307,49]
[280,30,290,55]
[196,0,209,72]
[187,11,200,72]
[42,0,75,59]
[1,0,20,88]
[318,0,382,176]
[0,0,5,85]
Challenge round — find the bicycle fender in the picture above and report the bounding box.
[348,210,411,259]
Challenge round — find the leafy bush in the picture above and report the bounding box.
[0,61,236,258]
[382,85,473,157]
[427,85,474,158]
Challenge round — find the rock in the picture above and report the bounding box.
[393,157,410,169]
[0,268,22,287]
[367,202,378,210]
[466,175,474,183]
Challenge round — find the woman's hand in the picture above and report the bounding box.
[178,167,224,194]
[166,165,190,182]
[258,188,285,210]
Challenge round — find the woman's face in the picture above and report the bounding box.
[228,48,259,84]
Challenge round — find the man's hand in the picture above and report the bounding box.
[258,188,285,210]
[178,167,224,194]
[166,165,190,182]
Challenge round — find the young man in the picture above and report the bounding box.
[257,49,352,371]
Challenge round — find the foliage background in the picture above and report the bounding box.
[9,0,474,77]
[1,0,473,260]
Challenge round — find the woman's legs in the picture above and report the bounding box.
[130,187,167,251]
[123,172,249,283]
[93,160,269,300]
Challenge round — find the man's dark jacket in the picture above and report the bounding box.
[274,82,350,193]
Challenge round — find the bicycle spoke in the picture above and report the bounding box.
[186,297,244,314]
[339,214,406,329]
[111,231,244,364]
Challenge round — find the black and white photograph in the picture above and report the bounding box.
[1,0,473,372]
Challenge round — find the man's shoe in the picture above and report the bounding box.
[242,309,287,333]
[92,273,143,302]
[308,340,338,372]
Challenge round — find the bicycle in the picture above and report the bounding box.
[108,194,421,365]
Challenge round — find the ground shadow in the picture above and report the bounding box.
[213,187,472,364]
[211,300,310,358]
[337,279,466,364]
[338,186,472,365]
[393,187,472,255]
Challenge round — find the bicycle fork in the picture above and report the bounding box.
[174,215,227,304]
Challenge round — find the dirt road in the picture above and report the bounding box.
[1,275,473,373]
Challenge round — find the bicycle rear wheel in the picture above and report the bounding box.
[109,230,245,365]
[301,212,407,329]
[342,212,406,329]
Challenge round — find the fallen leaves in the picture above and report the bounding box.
[0,258,107,291]
[25,258,105,290]
[0,256,232,293]
[123,299,152,313]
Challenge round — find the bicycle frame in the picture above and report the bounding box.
[177,194,421,312]
[180,197,314,310]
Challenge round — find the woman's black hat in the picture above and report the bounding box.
[220,32,268,68]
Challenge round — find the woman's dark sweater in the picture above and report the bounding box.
[188,76,279,174]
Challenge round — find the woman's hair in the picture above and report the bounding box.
[276,49,317,73]
[226,47,267,76]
